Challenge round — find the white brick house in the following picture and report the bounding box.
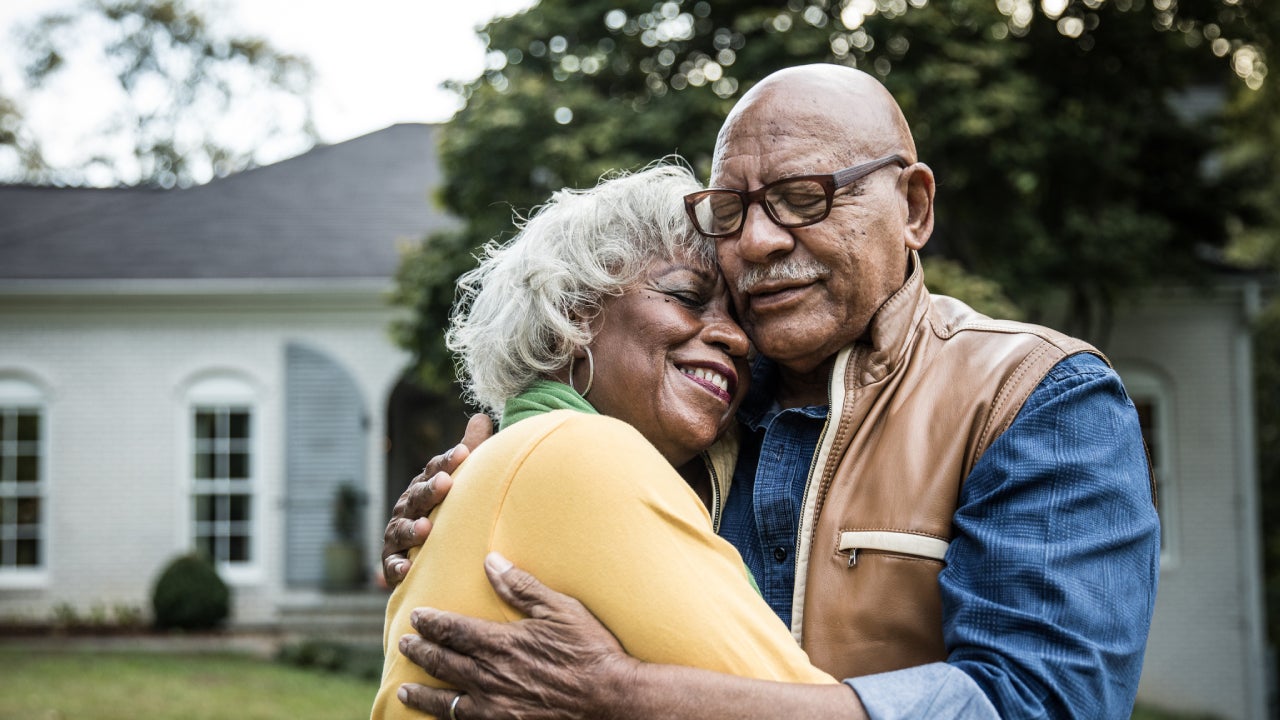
[0,124,460,628]
[1107,282,1272,720]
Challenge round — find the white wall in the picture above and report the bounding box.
[1109,284,1266,720]
[0,287,409,625]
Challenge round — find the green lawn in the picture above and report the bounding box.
[0,646,1216,720]
[0,648,380,720]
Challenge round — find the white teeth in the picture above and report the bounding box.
[681,367,728,393]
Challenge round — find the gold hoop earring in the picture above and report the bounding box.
[568,347,594,397]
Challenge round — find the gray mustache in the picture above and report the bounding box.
[736,258,832,295]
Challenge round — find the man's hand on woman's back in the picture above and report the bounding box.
[381,413,494,586]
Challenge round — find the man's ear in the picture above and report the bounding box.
[901,162,935,252]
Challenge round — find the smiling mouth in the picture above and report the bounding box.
[678,365,735,404]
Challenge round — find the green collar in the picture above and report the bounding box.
[500,380,597,430]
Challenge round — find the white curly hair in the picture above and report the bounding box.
[446,161,716,418]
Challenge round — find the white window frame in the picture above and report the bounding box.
[184,376,262,585]
[1119,367,1179,569]
[0,377,50,588]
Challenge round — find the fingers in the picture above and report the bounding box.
[396,682,467,718]
[382,552,409,586]
[408,607,511,658]
[421,412,491,479]
[461,413,494,452]
[405,472,453,519]
[384,513,431,554]
[425,444,468,478]
[483,552,573,620]
[384,419,483,589]
[398,632,468,684]
[382,476,442,587]
[381,519,425,586]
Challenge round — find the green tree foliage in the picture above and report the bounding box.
[0,94,43,176]
[1221,2,1280,272]
[2,0,316,187]
[394,0,1275,390]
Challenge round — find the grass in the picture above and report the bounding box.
[0,647,380,720]
[0,645,1219,720]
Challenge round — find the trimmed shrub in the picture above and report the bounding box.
[151,553,230,630]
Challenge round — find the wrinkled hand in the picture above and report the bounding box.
[381,414,493,586]
[397,553,639,720]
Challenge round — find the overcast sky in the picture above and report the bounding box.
[0,0,537,173]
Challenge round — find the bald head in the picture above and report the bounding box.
[704,63,936,386]
[713,64,916,175]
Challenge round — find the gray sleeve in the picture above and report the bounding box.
[845,663,1000,720]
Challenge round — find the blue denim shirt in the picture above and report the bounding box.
[718,359,826,628]
[720,353,1160,719]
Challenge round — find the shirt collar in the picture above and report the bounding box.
[738,356,828,431]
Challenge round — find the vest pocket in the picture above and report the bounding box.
[837,530,949,567]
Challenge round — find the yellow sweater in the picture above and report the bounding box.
[372,410,834,719]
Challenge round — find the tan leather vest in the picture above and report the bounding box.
[791,254,1101,679]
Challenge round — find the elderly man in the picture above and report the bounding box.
[382,64,1159,719]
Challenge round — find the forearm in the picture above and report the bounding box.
[598,661,867,720]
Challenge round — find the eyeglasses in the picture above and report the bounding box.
[683,154,908,238]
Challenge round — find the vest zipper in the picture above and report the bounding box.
[794,358,839,577]
[790,346,860,642]
[703,451,723,533]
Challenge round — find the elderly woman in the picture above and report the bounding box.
[371,165,834,720]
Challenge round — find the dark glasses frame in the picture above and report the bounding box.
[683,154,908,238]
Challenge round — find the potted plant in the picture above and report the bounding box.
[324,482,367,590]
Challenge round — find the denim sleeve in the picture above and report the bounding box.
[849,353,1161,719]
[846,662,1000,719]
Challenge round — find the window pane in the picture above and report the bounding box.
[229,412,250,440]
[229,494,250,522]
[195,534,216,562]
[195,495,214,523]
[16,498,39,524]
[195,411,217,440]
[191,404,253,566]
[194,451,214,480]
[228,452,249,479]
[0,407,44,570]
[16,538,38,566]
[16,413,38,443]
[229,535,249,562]
[15,454,38,482]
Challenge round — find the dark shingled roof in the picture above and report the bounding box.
[0,123,455,281]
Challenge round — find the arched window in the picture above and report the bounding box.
[0,377,46,578]
[1118,365,1178,567]
[185,376,258,575]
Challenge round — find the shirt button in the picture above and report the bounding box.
[773,546,788,563]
